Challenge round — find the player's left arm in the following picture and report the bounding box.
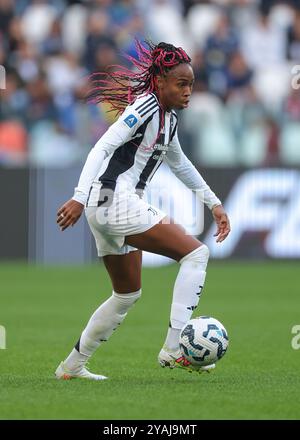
[165,132,230,242]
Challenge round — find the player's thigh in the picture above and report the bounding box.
[125,218,202,261]
[103,250,142,293]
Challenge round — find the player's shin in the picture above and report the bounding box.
[163,245,209,351]
[64,289,141,371]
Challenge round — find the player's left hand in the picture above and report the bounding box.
[212,204,231,243]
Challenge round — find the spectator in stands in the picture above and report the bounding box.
[204,13,239,97]
[287,7,300,62]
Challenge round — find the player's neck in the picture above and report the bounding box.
[155,91,171,113]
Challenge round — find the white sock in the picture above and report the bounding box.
[164,245,209,351]
[64,289,141,370]
[63,348,89,372]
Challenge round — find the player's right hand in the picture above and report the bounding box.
[57,199,84,231]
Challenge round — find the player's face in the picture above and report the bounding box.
[157,63,194,111]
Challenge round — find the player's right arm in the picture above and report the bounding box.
[57,105,142,231]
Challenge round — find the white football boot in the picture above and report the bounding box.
[158,346,215,374]
[55,361,107,381]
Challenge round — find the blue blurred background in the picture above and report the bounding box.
[0,0,299,264]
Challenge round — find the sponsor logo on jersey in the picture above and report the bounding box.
[124,114,138,128]
[154,144,169,151]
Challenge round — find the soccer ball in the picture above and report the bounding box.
[179,316,229,367]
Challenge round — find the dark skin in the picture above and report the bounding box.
[156,62,194,111]
[57,62,230,292]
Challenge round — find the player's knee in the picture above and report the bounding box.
[108,289,142,318]
[179,244,209,267]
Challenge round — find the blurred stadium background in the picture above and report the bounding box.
[1,0,300,421]
[0,0,300,263]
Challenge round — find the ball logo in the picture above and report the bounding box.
[124,114,138,128]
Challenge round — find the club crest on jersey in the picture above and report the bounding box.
[124,114,138,128]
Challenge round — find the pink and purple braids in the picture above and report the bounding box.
[88,40,191,115]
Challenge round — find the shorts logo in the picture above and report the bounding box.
[148,207,158,216]
[124,114,138,128]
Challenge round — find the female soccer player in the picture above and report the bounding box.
[55,41,230,380]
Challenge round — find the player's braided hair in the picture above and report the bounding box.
[88,40,191,115]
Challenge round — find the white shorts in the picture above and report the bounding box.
[85,192,166,257]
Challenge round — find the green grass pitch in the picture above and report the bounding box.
[0,261,299,420]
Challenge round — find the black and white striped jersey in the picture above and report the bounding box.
[73,92,221,210]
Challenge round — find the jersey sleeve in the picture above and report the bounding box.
[103,105,143,147]
[72,105,143,205]
[165,130,222,210]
